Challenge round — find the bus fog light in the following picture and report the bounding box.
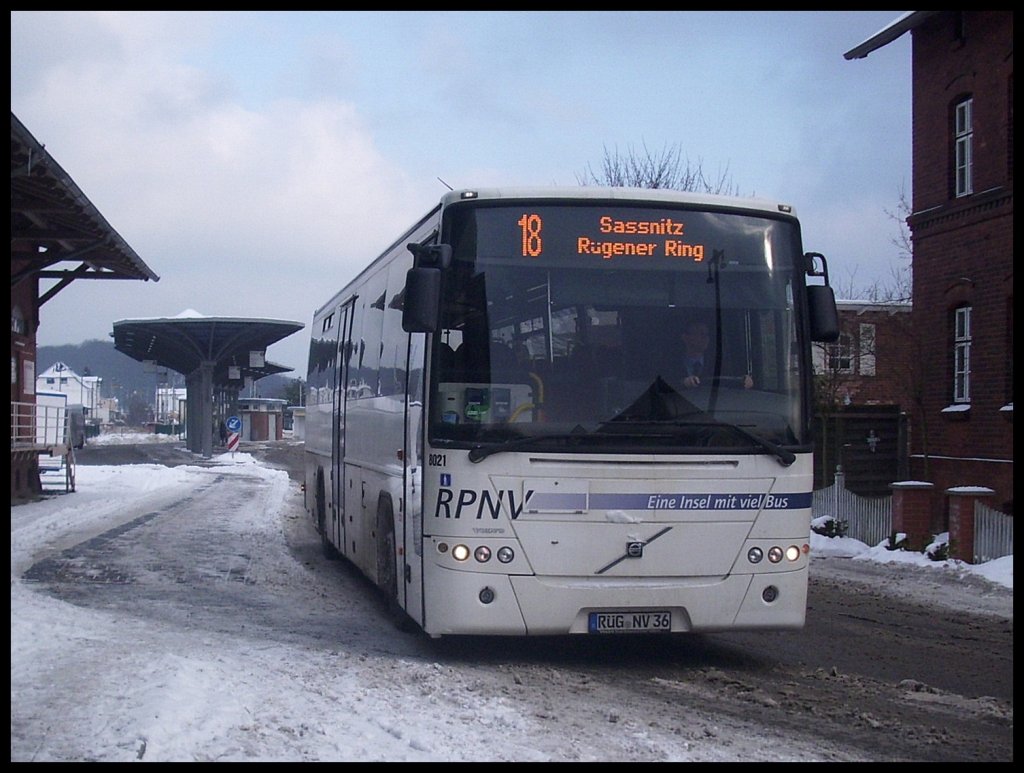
[479,587,495,604]
[762,585,779,603]
[767,546,784,563]
[452,544,470,561]
[747,547,763,564]
[785,545,801,562]
[497,546,515,563]
[474,545,491,563]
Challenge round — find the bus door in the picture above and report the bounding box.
[400,328,427,624]
[332,299,355,551]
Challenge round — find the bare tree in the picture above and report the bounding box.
[576,142,740,195]
[835,184,913,303]
[813,183,930,484]
[881,183,913,302]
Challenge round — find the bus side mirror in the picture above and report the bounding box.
[402,267,441,332]
[408,242,452,270]
[807,284,840,342]
[804,252,840,342]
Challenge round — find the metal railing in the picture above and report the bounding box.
[11,401,69,451]
[12,400,77,494]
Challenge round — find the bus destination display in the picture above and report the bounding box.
[517,211,706,262]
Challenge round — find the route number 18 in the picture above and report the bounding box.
[517,213,543,257]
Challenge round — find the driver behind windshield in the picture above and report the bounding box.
[679,317,753,390]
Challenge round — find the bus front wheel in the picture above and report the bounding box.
[316,471,339,560]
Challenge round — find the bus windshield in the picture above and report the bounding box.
[429,201,809,457]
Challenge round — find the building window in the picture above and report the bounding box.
[858,323,876,376]
[954,97,973,197]
[11,306,26,335]
[827,333,853,374]
[953,305,971,403]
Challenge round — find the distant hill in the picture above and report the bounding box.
[37,339,294,406]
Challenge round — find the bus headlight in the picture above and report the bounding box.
[497,546,515,563]
[785,545,801,562]
[451,544,471,561]
[747,547,764,564]
[474,545,491,563]
[767,546,784,563]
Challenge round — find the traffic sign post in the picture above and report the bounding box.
[225,416,241,454]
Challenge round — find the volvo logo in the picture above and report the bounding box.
[595,527,673,574]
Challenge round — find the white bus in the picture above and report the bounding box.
[304,187,839,637]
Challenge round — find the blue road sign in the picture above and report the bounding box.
[226,415,242,433]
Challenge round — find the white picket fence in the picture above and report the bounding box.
[974,500,1014,563]
[812,470,892,548]
[812,470,1013,563]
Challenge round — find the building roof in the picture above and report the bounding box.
[836,298,912,314]
[36,361,81,379]
[843,11,939,60]
[10,111,159,299]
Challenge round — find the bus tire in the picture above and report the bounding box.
[376,494,398,602]
[376,495,417,633]
[316,470,339,560]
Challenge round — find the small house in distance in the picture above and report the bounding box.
[237,397,287,442]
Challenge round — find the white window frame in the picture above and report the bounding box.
[955,97,973,197]
[953,305,971,402]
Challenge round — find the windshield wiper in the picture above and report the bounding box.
[600,418,795,467]
[467,420,795,467]
[467,425,590,463]
[709,421,796,467]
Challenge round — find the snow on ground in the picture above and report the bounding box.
[86,428,184,445]
[809,518,1012,590]
[10,437,1012,761]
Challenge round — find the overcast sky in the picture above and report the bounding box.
[11,10,912,374]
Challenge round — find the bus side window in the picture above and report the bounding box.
[439,342,463,382]
[489,342,526,383]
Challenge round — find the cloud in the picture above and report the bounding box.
[14,11,439,370]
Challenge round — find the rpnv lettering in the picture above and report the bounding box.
[434,488,532,520]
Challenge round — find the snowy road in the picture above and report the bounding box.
[11,443,1013,761]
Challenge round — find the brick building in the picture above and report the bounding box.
[815,300,914,409]
[846,11,1013,514]
[813,300,914,494]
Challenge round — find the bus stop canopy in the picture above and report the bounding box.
[112,314,304,457]
[112,315,302,384]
